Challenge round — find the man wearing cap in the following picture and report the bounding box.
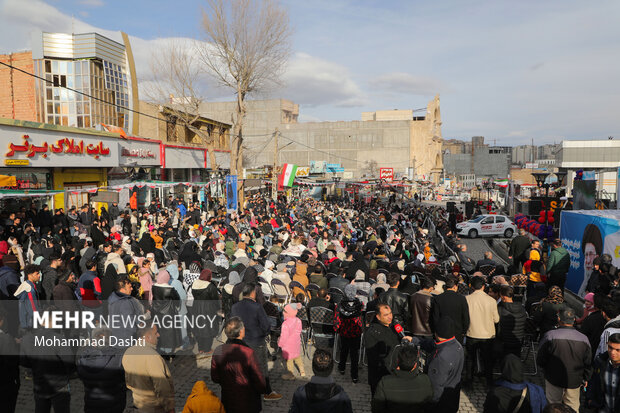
[537,308,592,412]
[426,316,465,413]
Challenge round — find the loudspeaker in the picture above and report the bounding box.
[528,199,542,217]
[465,201,474,218]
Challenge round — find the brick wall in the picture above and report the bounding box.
[0,51,37,122]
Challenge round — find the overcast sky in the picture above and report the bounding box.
[1,0,619,145]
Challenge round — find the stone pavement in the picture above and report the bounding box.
[15,333,545,412]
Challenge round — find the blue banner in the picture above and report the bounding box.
[225,175,238,211]
[560,210,620,296]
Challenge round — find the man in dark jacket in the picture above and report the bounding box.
[372,345,433,413]
[20,310,75,413]
[409,277,434,338]
[483,354,547,413]
[425,316,464,413]
[289,349,353,413]
[364,303,405,394]
[0,256,22,336]
[537,308,592,412]
[108,277,145,344]
[378,272,410,328]
[52,271,79,312]
[509,229,531,272]
[108,202,120,223]
[77,329,126,413]
[212,317,268,413]
[0,309,20,413]
[546,239,571,292]
[497,285,527,358]
[37,204,54,230]
[430,276,469,344]
[41,254,62,301]
[230,283,281,401]
[586,332,620,412]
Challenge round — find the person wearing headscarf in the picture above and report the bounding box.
[151,269,181,356]
[167,262,190,349]
[232,267,265,306]
[221,271,240,317]
[101,263,120,300]
[137,220,148,240]
[483,354,547,413]
[179,241,201,269]
[138,258,154,303]
[334,284,363,383]
[532,286,568,336]
[279,303,305,380]
[191,269,221,354]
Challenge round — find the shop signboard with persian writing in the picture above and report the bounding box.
[1,124,120,167]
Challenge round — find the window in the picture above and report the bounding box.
[481,217,494,224]
[45,60,51,73]
[496,216,505,223]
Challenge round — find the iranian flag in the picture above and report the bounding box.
[278,163,298,189]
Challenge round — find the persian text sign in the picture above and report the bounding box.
[0,124,119,167]
[380,167,394,181]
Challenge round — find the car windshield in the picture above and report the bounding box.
[469,216,485,223]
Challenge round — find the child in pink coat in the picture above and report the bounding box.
[278,303,306,379]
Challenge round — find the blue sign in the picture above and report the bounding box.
[225,175,238,211]
[328,167,345,173]
[560,210,620,296]
[326,163,340,169]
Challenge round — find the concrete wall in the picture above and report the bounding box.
[473,150,510,178]
[444,153,471,175]
[199,97,444,181]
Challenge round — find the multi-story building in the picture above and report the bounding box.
[199,96,444,182]
[1,31,139,133]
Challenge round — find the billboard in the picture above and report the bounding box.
[225,175,238,211]
[560,210,620,296]
[310,160,326,173]
[380,168,394,181]
[573,180,596,210]
[295,166,310,177]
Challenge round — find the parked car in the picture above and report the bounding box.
[456,214,516,238]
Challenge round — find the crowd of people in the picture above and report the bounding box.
[0,192,619,413]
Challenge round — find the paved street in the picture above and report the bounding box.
[17,339,538,413]
[15,226,541,413]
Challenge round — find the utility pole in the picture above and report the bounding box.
[272,128,280,200]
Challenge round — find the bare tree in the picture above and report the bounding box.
[198,0,292,205]
[145,39,221,171]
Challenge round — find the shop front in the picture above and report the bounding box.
[0,119,120,211]
[115,137,161,208]
[160,144,230,203]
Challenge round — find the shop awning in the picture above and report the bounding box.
[0,189,63,199]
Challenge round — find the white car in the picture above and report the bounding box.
[456,214,516,238]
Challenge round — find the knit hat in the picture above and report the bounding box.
[396,260,405,272]
[355,270,365,281]
[344,284,357,300]
[1,254,19,271]
[584,292,595,304]
[435,316,456,339]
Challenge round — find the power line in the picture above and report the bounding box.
[0,60,273,139]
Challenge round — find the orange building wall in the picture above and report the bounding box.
[0,51,37,122]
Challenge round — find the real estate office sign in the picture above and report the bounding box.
[0,124,120,168]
